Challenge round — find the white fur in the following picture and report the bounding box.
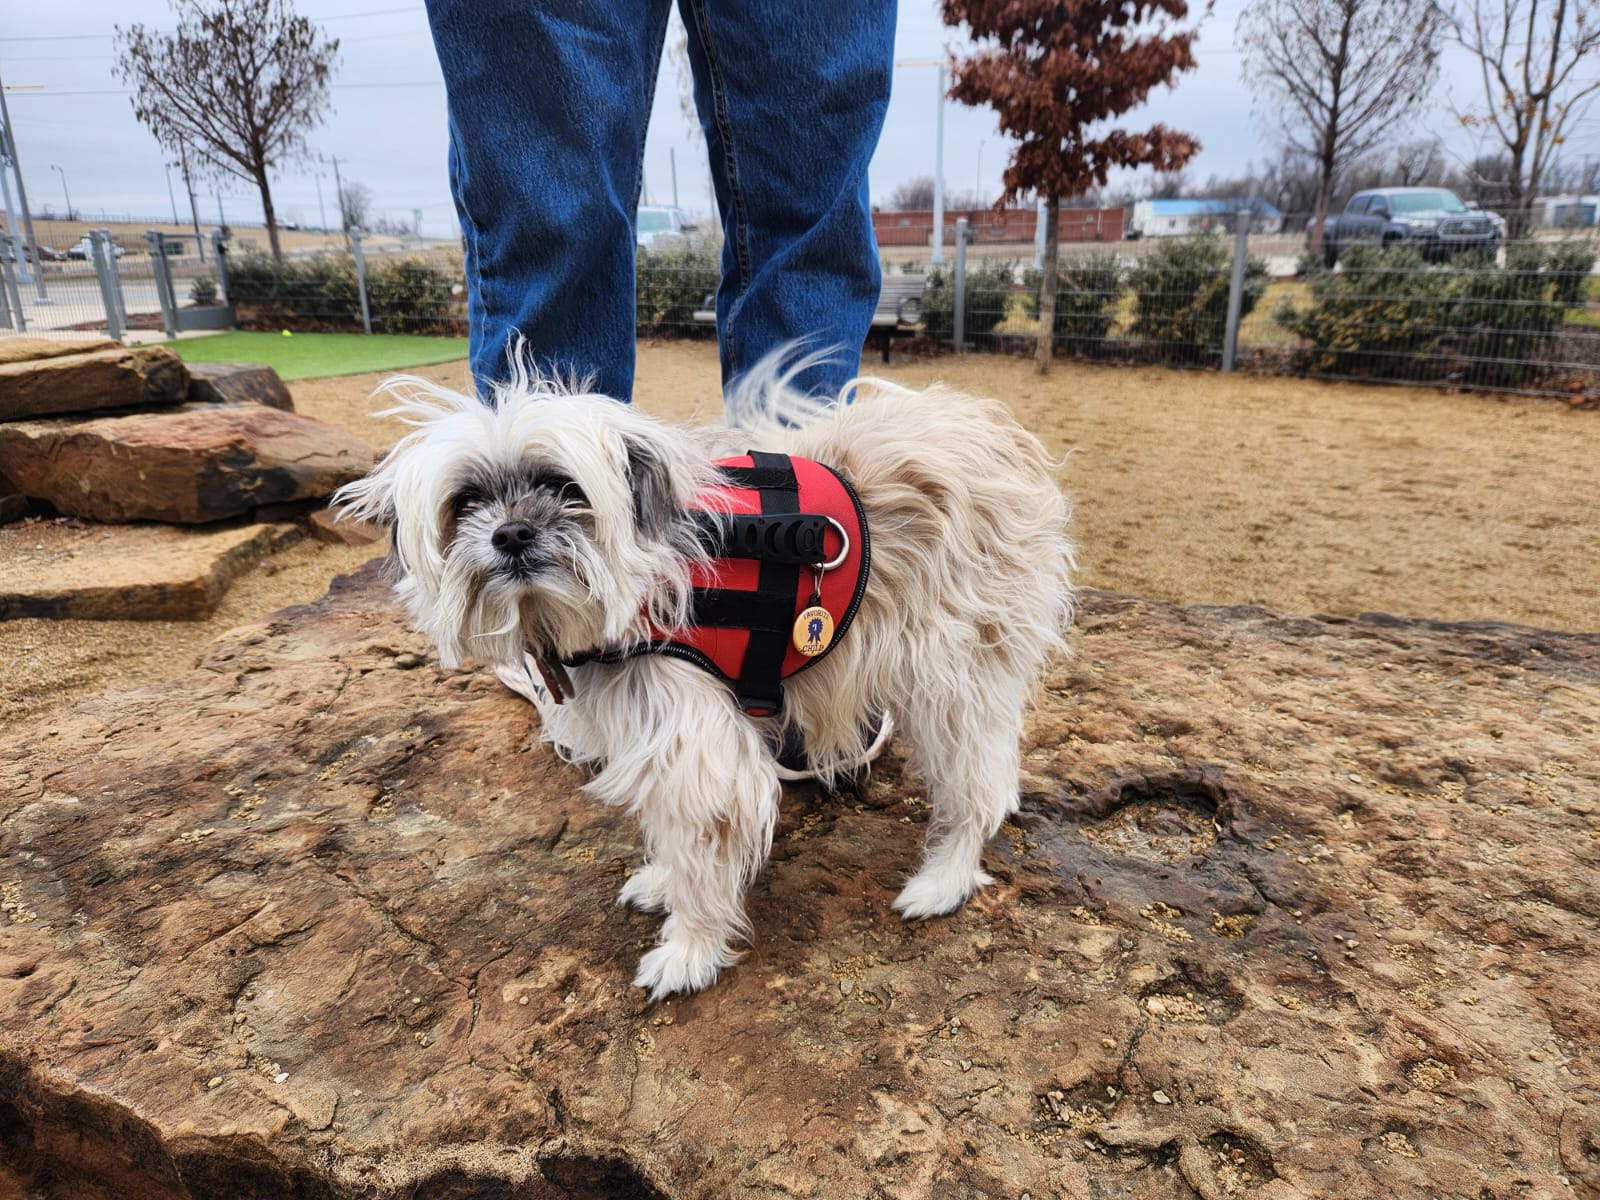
[336,352,1076,1000]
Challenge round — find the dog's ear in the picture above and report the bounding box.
[623,434,678,540]
[332,461,398,531]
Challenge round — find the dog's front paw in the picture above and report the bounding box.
[617,862,670,912]
[633,935,736,1001]
[893,864,994,920]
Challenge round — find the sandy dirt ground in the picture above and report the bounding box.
[3,341,1596,730]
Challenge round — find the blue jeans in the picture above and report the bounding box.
[424,0,895,404]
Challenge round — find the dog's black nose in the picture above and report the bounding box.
[490,520,537,556]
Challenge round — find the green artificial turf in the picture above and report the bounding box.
[166,331,469,381]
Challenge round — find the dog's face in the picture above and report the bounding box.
[336,376,712,671]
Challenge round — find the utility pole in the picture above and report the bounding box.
[0,63,49,300]
[165,163,179,224]
[314,171,328,234]
[325,153,350,250]
[178,141,204,262]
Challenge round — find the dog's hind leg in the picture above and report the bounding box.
[891,669,1027,920]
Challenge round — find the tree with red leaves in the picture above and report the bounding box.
[943,0,1208,372]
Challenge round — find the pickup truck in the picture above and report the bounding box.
[1318,188,1502,267]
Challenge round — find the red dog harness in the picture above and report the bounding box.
[555,452,870,716]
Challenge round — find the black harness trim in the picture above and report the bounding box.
[736,450,801,715]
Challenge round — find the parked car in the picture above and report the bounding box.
[1318,188,1501,267]
[17,243,65,263]
[636,205,700,252]
[63,236,126,261]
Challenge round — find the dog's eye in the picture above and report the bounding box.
[451,487,484,519]
[538,474,587,507]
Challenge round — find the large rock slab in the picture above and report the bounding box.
[1,570,1597,1199]
[0,335,119,366]
[0,345,189,421]
[0,518,302,620]
[186,362,294,412]
[0,406,376,523]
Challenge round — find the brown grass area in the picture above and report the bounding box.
[3,342,1595,730]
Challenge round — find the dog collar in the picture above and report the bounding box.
[549,452,870,717]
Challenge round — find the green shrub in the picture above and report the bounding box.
[1022,257,1126,355]
[365,257,460,334]
[226,253,362,330]
[919,259,1018,344]
[636,244,721,338]
[1126,237,1268,363]
[1275,246,1455,376]
[189,276,218,306]
[1275,241,1597,387]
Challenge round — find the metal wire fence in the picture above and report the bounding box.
[8,211,1595,401]
[0,229,229,339]
[885,212,1599,399]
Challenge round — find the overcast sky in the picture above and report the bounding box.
[0,0,1543,234]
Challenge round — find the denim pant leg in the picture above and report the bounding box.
[679,0,895,401]
[426,0,674,402]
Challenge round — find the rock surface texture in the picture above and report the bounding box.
[0,344,188,421]
[1,566,1597,1199]
[0,406,375,524]
[0,518,302,620]
[186,363,295,412]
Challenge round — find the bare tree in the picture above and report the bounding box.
[1448,0,1600,235]
[339,180,373,231]
[943,0,1205,374]
[886,176,937,211]
[115,0,339,262]
[1236,0,1443,250]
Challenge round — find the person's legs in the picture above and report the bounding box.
[425,0,674,401]
[679,0,896,402]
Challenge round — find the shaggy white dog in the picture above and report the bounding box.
[336,353,1075,999]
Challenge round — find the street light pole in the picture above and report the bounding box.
[0,64,49,300]
[50,164,71,222]
[165,163,179,224]
[893,59,950,265]
[933,64,945,265]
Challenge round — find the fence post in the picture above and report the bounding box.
[210,229,230,302]
[100,229,128,324]
[0,250,22,331]
[90,230,125,341]
[144,229,179,339]
[1221,207,1251,372]
[350,228,373,335]
[953,216,968,352]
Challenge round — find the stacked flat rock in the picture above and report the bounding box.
[0,339,377,619]
[1,570,1596,1199]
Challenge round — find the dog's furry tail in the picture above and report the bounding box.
[721,342,853,435]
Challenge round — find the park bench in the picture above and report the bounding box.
[691,273,928,363]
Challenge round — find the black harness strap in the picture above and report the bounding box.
[730,451,800,715]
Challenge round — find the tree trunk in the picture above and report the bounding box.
[257,170,283,263]
[1035,192,1061,376]
[1506,142,1529,240]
